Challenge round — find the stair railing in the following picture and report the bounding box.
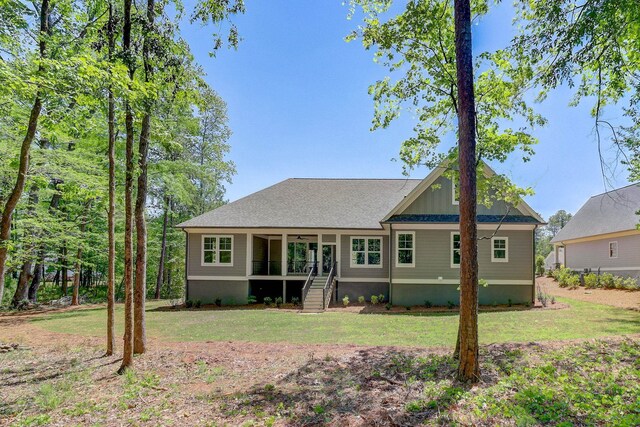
[323,262,337,310]
[301,261,318,308]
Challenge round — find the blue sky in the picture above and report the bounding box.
[180,1,631,220]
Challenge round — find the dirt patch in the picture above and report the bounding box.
[538,276,640,311]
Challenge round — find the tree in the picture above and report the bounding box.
[349,0,544,382]
[547,210,572,237]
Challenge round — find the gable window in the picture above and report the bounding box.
[396,232,415,267]
[351,237,382,268]
[451,232,461,267]
[609,241,618,258]
[491,237,509,262]
[202,235,233,266]
[452,177,459,205]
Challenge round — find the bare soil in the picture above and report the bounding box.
[538,276,640,311]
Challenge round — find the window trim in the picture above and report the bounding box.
[201,234,234,267]
[395,231,415,268]
[350,236,383,269]
[609,241,618,259]
[451,232,460,268]
[452,178,459,205]
[491,236,509,263]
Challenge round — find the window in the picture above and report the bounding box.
[452,177,459,205]
[202,235,233,266]
[396,232,415,267]
[451,232,461,267]
[351,237,382,267]
[491,237,509,262]
[609,241,618,258]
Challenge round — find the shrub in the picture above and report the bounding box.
[385,302,392,310]
[291,296,300,306]
[535,255,545,276]
[263,297,272,306]
[194,300,202,308]
[554,267,574,287]
[378,294,385,303]
[508,298,512,307]
[565,275,580,289]
[342,295,349,306]
[185,300,193,308]
[424,300,432,308]
[214,298,222,307]
[405,305,411,310]
[550,296,556,304]
[370,295,379,305]
[622,277,639,290]
[275,297,283,308]
[447,301,455,309]
[583,273,600,289]
[248,295,257,304]
[599,272,615,288]
[358,296,365,304]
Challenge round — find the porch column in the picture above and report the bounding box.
[336,233,341,278]
[281,233,287,276]
[246,233,253,276]
[318,234,322,275]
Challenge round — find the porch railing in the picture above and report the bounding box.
[287,260,314,275]
[301,261,318,303]
[252,260,282,276]
[323,262,337,310]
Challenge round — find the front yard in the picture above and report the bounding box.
[1,289,639,426]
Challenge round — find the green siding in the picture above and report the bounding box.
[339,234,389,279]
[392,283,531,306]
[187,233,247,277]
[187,280,249,304]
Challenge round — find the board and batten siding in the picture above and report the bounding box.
[391,229,533,281]
[402,175,523,216]
[187,233,247,277]
[339,234,389,279]
[564,234,640,274]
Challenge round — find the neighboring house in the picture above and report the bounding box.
[177,164,543,310]
[551,183,640,278]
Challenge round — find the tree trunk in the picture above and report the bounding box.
[118,0,135,375]
[454,0,480,382]
[105,0,116,357]
[13,261,32,305]
[155,196,170,299]
[71,203,89,306]
[0,0,49,304]
[61,245,68,296]
[28,258,43,302]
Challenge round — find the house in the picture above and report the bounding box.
[551,183,640,278]
[177,164,543,311]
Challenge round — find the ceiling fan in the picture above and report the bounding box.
[295,235,308,241]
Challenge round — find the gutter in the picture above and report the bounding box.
[183,229,189,303]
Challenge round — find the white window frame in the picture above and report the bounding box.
[491,236,509,263]
[452,177,459,205]
[350,236,383,268]
[201,235,234,267]
[609,241,618,259]
[451,232,461,268]
[395,231,415,268]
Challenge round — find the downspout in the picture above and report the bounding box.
[532,225,537,304]
[389,223,393,304]
[183,229,189,303]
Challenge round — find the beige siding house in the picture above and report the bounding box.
[177,164,543,310]
[551,184,640,278]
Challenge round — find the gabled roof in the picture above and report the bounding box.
[177,178,421,229]
[381,162,544,223]
[385,214,541,224]
[551,183,640,243]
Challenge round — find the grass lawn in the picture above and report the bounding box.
[31,296,639,347]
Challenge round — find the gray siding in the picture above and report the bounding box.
[392,284,531,306]
[187,280,248,304]
[403,175,523,216]
[339,234,389,279]
[322,234,337,243]
[391,229,533,281]
[187,233,247,276]
[335,281,389,302]
[565,234,640,277]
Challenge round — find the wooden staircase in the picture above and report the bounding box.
[301,277,327,313]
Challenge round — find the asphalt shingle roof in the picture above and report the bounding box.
[177,178,421,229]
[385,214,541,224]
[551,183,640,243]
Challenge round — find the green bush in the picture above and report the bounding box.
[194,300,202,308]
[248,295,257,304]
[535,255,545,276]
[291,296,300,306]
[275,297,283,308]
[447,301,455,309]
[184,300,193,308]
[370,295,379,305]
[214,298,222,307]
[599,272,615,288]
[583,273,599,288]
[424,300,432,308]
[342,295,349,306]
[263,297,272,306]
[554,267,574,288]
[565,275,580,289]
[622,277,639,290]
[358,295,365,304]
[378,294,385,303]
[385,302,392,310]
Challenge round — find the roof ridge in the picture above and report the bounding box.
[289,177,422,181]
[589,182,640,198]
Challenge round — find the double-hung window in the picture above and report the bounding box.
[351,237,382,267]
[396,232,415,267]
[609,241,618,258]
[491,237,509,262]
[202,235,233,266]
[451,232,461,267]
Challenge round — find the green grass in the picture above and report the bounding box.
[30,297,639,347]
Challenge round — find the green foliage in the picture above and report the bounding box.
[342,295,350,306]
[378,293,385,303]
[424,300,432,308]
[263,297,272,307]
[357,295,365,304]
[275,297,283,308]
[447,301,455,310]
[248,295,257,304]
[535,255,545,276]
[552,267,574,288]
[583,272,639,290]
[385,302,392,310]
[370,295,379,305]
[290,296,300,306]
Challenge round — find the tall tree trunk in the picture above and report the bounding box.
[0,0,49,304]
[133,0,156,355]
[105,0,116,357]
[61,245,68,296]
[454,0,480,382]
[13,261,33,305]
[118,0,135,375]
[28,260,43,302]
[71,203,90,306]
[155,195,170,299]
[12,184,39,306]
